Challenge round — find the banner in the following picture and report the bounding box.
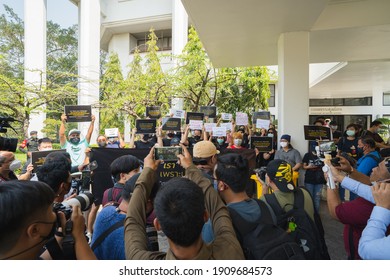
[64,105,92,122]
[189,120,203,130]
[171,109,186,119]
[186,112,204,124]
[162,117,181,131]
[212,126,227,137]
[135,119,157,134]
[252,111,270,124]
[146,106,161,119]
[200,106,217,118]
[31,149,66,171]
[304,125,331,140]
[256,119,271,129]
[105,128,118,137]
[220,148,256,170]
[235,112,248,126]
[250,136,273,152]
[221,113,232,121]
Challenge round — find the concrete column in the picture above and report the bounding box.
[77,0,100,144]
[108,33,130,78]
[172,0,188,57]
[372,85,385,120]
[24,0,47,138]
[277,32,310,156]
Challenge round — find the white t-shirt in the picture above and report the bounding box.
[61,139,89,167]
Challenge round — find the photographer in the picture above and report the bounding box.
[0,180,96,260]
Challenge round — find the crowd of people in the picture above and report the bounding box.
[1,113,390,260]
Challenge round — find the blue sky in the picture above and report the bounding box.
[0,0,78,28]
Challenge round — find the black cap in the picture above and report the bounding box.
[266,159,296,192]
[30,131,38,135]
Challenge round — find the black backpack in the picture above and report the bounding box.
[264,188,330,260]
[228,199,305,260]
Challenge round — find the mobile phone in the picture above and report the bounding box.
[154,147,182,161]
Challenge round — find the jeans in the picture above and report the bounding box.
[305,183,323,213]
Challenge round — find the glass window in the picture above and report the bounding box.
[384,92,390,106]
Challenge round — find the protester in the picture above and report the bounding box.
[124,146,244,260]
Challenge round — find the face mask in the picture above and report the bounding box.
[31,135,37,139]
[331,126,338,130]
[234,139,242,146]
[267,133,274,138]
[9,160,22,171]
[98,142,107,148]
[142,135,150,141]
[167,133,175,138]
[346,130,355,137]
[69,137,80,144]
[194,135,201,141]
[357,147,364,155]
[280,142,288,148]
[217,139,225,145]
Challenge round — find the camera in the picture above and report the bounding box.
[254,166,267,182]
[0,116,18,152]
[154,146,182,161]
[53,191,94,220]
[70,160,98,195]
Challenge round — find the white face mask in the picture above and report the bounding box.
[234,139,242,146]
[346,130,355,137]
[280,142,288,148]
[9,160,22,171]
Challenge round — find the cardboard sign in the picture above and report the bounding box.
[186,112,204,124]
[252,111,270,124]
[256,119,271,129]
[304,125,331,140]
[31,149,66,171]
[189,120,203,130]
[204,122,217,132]
[135,119,157,134]
[235,112,248,126]
[64,105,92,122]
[212,126,227,137]
[162,117,181,131]
[221,113,232,121]
[146,106,161,119]
[250,136,273,152]
[220,122,233,131]
[200,106,217,118]
[105,128,118,138]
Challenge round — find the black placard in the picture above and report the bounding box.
[186,112,204,124]
[162,117,181,131]
[146,106,161,119]
[200,106,217,118]
[252,111,270,124]
[31,149,67,171]
[135,119,157,134]
[64,105,92,122]
[250,136,273,152]
[304,125,331,140]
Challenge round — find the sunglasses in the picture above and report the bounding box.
[193,159,209,165]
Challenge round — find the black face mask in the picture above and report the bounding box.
[142,135,150,141]
[167,133,175,138]
[194,135,201,141]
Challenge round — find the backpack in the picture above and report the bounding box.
[228,199,305,260]
[264,188,330,260]
[104,185,123,207]
[363,153,382,164]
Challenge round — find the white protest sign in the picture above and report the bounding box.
[256,119,271,129]
[220,122,233,131]
[171,109,186,119]
[212,126,227,137]
[204,122,217,132]
[235,112,248,126]
[221,113,232,121]
[189,120,203,130]
[105,128,118,137]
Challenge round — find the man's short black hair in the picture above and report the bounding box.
[0,180,55,254]
[359,136,376,149]
[370,120,383,127]
[110,155,141,182]
[215,153,249,193]
[154,177,205,247]
[38,137,52,145]
[36,152,71,193]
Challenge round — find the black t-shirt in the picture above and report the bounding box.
[337,137,360,159]
[134,140,154,149]
[302,152,326,184]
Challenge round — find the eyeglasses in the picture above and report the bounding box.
[193,159,208,165]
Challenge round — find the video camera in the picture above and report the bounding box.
[70,160,98,195]
[0,116,18,152]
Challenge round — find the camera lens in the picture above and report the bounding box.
[62,191,94,212]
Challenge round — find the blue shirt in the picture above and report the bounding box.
[341,177,374,203]
[358,206,390,260]
[356,151,381,176]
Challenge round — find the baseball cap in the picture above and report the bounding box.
[68,128,81,136]
[280,134,291,142]
[266,159,295,192]
[193,140,220,158]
